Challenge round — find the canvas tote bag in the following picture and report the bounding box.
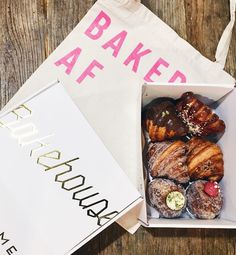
[2,0,236,232]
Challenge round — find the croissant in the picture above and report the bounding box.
[147,140,189,183]
[186,137,224,181]
[176,92,225,136]
[142,100,188,142]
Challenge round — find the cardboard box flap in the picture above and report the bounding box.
[0,81,142,255]
[217,89,236,222]
[142,82,235,107]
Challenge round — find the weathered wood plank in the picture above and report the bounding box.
[44,0,95,55]
[0,0,236,255]
[183,0,236,78]
[0,0,46,108]
[143,0,187,39]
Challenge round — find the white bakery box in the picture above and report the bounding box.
[0,80,236,255]
[137,82,236,229]
[0,81,142,255]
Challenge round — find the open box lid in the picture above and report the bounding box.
[0,81,142,255]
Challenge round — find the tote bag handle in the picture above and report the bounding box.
[113,0,141,7]
[112,0,234,68]
[215,0,236,67]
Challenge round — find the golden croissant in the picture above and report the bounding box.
[186,137,224,181]
[147,140,190,183]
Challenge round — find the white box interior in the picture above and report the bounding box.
[140,83,236,228]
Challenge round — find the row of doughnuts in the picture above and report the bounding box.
[148,178,223,219]
[142,92,225,219]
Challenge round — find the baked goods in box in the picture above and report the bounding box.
[147,140,189,184]
[148,178,186,218]
[176,92,225,136]
[142,100,188,142]
[187,137,224,181]
[186,180,223,219]
[143,91,225,220]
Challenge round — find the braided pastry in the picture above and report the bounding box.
[147,140,189,183]
[176,92,225,136]
[143,100,188,142]
[187,137,224,181]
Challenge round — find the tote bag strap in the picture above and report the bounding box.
[113,0,141,7]
[102,0,141,12]
[110,0,234,67]
[215,0,236,67]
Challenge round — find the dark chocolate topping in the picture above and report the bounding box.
[143,100,188,135]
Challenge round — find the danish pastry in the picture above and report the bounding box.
[147,141,189,183]
[176,92,225,136]
[187,137,224,181]
[143,100,188,142]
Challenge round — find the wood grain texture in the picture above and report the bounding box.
[0,0,236,254]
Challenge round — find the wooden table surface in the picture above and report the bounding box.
[1,0,236,254]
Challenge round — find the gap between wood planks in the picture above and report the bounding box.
[42,0,49,58]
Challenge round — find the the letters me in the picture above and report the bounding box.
[0,232,18,255]
[0,105,119,227]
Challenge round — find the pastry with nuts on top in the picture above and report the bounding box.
[148,178,186,218]
[142,99,188,142]
[176,92,225,136]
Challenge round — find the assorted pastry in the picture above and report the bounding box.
[143,100,188,141]
[176,92,225,136]
[147,140,189,184]
[186,180,223,219]
[187,137,224,182]
[148,178,186,218]
[143,92,225,220]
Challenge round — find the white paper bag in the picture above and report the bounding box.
[2,0,236,232]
